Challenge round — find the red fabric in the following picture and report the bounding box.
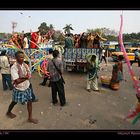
[30,32,38,49]
[126,103,140,119]
[41,59,50,77]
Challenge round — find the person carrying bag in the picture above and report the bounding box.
[52,60,65,84]
[47,50,66,106]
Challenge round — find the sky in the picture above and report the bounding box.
[0,10,140,34]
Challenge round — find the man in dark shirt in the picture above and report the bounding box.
[47,50,66,106]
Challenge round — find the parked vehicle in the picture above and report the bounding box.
[111,43,140,62]
[64,48,99,72]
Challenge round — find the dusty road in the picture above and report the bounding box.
[0,61,140,132]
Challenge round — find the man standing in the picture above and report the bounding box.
[100,48,107,65]
[64,34,74,48]
[134,49,140,67]
[30,31,39,49]
[6,51,38,124]
[0,50,13,91]
[47,50,66,106]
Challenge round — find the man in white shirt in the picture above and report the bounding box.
[0,50,13,90]
[100,48,107,65]
[6,51,38,124]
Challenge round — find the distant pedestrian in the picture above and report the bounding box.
[134,49,140,67]
[100,48,107,65]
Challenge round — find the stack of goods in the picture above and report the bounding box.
[100,75,111,88]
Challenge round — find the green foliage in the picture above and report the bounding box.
[38,22,49,35]
[123,32,140,42]
[63,24,74,34]
[87,27,118,36]
[0,33,12,40]
[53,30,65,44]
[86,27,140,42]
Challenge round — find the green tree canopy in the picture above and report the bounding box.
[87,27,118,36]
[38,22,49,35]
[87,27,118,41]
[63,24,74,34]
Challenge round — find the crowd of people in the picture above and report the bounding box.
[2,30,107,51]
[7,30,55,51]
[64,32,107,49]
[0,49,66,124]
[0,30,127,125]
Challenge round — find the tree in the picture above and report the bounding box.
[87,27,118,36]
[53,30,65,44]
[49,24,54,31]
[87,27,118,41]
[63,24,74,34]
[87,28,101,34]
[38,22,49,35]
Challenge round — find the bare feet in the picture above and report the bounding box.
[28,118,38,124]
[6,112,16,119]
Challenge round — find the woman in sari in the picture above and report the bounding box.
[110,55,124,90]
[86,53,100,92]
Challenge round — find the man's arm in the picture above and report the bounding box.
[11,64,30,85]
[14,76,29,85]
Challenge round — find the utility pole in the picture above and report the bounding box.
[11,22,17,34]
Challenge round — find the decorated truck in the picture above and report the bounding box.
[63,48,99,72]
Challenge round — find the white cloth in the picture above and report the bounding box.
[0,56,11,74]
[87,76,98,90]
[11,62,30,91]
[23,37,29,49]
[37,35,42,44]
[101,49,105,57]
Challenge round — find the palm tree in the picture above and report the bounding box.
[63,24,74,34]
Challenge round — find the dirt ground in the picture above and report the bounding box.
[0,60,140,132]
